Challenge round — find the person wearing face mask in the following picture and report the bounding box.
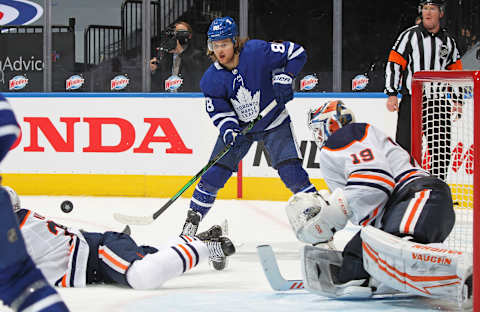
[150,21,209,92]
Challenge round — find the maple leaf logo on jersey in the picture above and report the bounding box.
[230,86,260,122]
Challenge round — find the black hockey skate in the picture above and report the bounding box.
[196,225,235,270]
[181,209,202,236]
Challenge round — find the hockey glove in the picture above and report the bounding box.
[272,73,294,105]
[223,127,240,146]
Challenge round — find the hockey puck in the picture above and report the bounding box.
[61,200,74,213]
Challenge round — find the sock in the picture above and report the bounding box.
[127,239,209,290]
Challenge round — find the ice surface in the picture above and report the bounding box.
[0,196,464,311]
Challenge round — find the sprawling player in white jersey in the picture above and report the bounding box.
[285,100,472,307]
[8,186,235,289]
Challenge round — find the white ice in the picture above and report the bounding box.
[0,196,463,311]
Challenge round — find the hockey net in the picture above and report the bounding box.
[412,70,479,307]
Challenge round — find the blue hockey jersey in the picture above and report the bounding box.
[200,39,306,135]
[0,94,20,162]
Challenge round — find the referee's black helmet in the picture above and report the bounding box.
[418,0,446,13]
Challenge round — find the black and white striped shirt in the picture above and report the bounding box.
[385,24,462,96]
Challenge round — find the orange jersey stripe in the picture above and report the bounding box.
[61,274,67,288]
[178,244,193,269]
[399,170,420,184]
[99,249,129,271]
[388,50,407,70]
[403,190,426,233]
[361,206,380,227]
[350,173,395,188]
[19,210,31,229]
[446,59,462,70]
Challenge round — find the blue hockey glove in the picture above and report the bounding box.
[272,73,294,105]
[223,127,240,146]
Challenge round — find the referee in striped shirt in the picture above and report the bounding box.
[385,0,462,180]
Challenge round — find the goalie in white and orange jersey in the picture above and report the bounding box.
[285,100,472,307]
[6,186,235,290]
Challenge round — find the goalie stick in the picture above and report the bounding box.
[257,245,304,291]
[257,244,414,299]
[114,100,278,225]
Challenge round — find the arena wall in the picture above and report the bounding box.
[3,93,396,200]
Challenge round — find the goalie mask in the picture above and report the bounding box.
[307,100,356,147]
[3,186,20,212]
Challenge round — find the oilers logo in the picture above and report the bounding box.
[9,75,28,90]
[0,0,43,27]
[110,75,129,90]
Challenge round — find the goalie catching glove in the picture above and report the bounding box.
[285,189,350,245]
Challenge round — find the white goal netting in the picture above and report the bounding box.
[418,80,474,255]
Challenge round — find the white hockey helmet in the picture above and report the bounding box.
[3,186,21,212]
[307,100,355,147]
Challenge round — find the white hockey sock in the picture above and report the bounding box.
[127,239,209,290]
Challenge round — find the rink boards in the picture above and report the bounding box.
[2,93,396,199]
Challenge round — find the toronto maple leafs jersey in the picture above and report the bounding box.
[200,39,306,135]
[0,94,20,162]
[16,209,90,287]
[319,123,430,227]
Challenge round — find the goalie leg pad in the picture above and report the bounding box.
[360,225,472,304]
[301,245,372,299]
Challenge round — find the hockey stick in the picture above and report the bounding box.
[114,100,278,225]
[256,245,304,291]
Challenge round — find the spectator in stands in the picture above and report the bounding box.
[150,21,209,92]
[384,0,462,180]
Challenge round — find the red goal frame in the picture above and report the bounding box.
[411,70,480,309]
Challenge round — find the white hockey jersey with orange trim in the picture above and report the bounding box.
[319,123,429,227]
[16,209,89,287]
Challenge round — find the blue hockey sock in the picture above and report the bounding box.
[0,189,28,268]
[0,257,68,312]
[190,180,219,217]
[277,160,316,194]
[190,165,232,217]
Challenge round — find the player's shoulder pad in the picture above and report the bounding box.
[324,123,369,150]
[242,39,268,53]
[200,64,227,97]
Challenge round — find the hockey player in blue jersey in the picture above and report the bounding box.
[0,94,69,311]
[181,16,317,270]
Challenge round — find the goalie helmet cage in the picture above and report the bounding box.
[411,70,480,309]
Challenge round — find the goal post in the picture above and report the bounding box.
[411,70,480,309]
